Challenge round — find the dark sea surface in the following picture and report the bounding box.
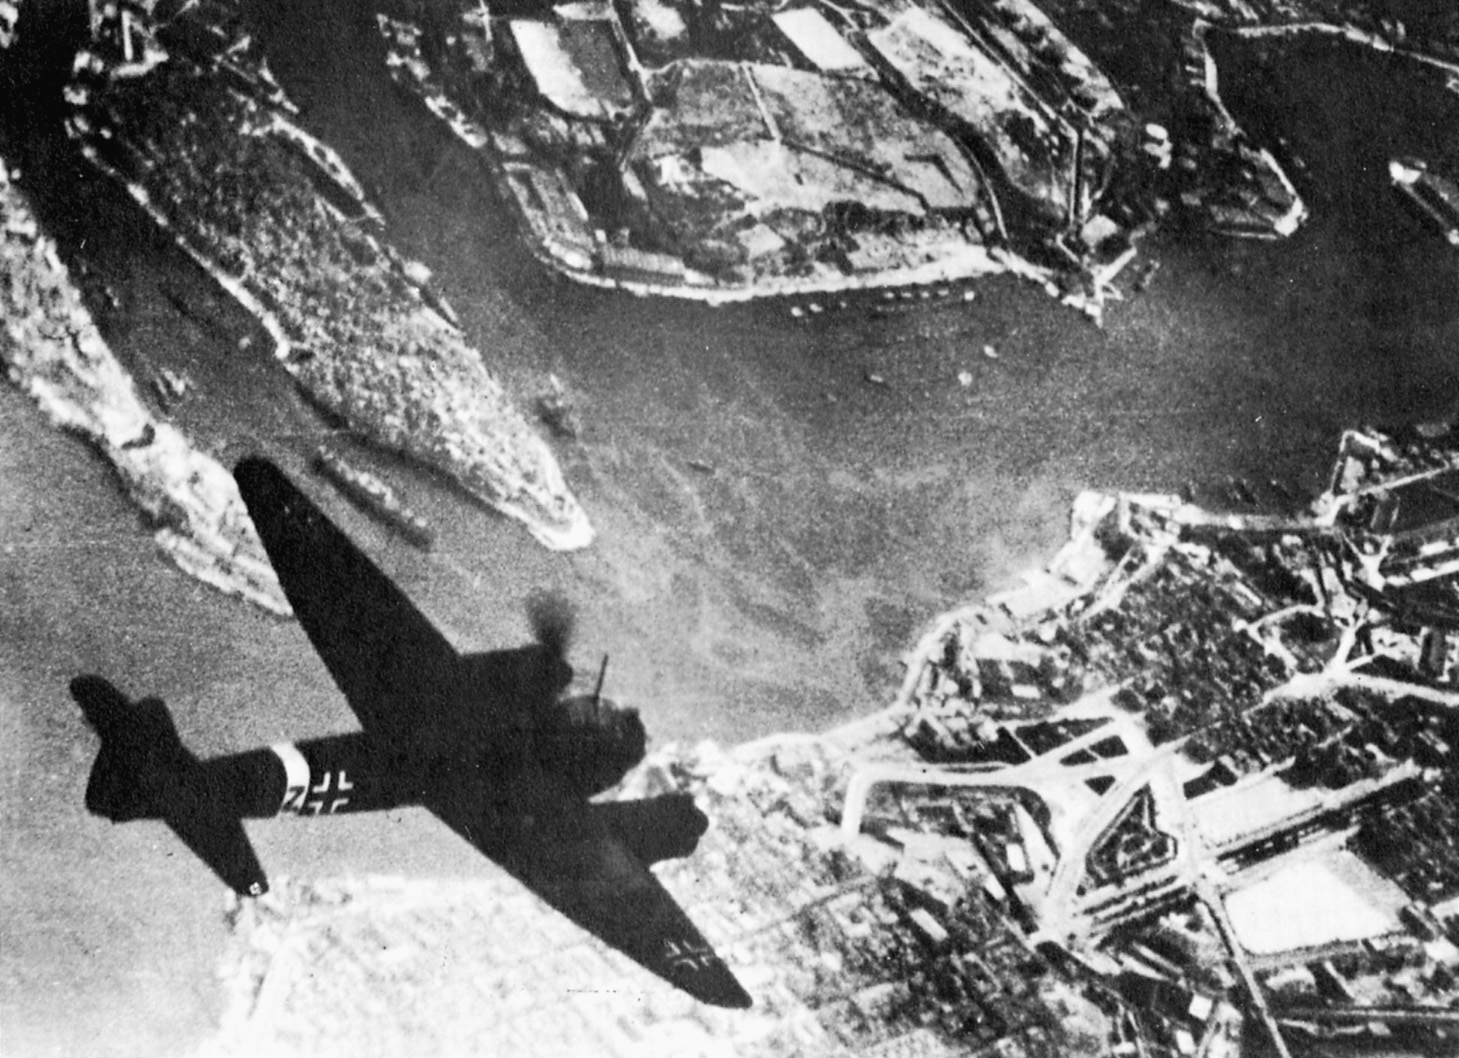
[2,5,1457,1055]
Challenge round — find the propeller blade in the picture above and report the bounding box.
[592,655,609,705]
[526,590,574,661]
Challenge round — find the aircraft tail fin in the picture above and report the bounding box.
[72,675,271,895]
[72,675,192,822]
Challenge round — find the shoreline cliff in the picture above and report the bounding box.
[1,161,290,615]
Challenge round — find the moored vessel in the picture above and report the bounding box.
[1390,158,1459,247]
[313,447,434,549]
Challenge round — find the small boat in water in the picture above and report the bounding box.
[1390,158,1459,247]
[313,447,434,548]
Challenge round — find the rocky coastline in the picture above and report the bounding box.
[375,1,1126,322]
[64,2,593,552]
[370,0,1365,324]
[1,161,290,615]
[377,0,1455,324]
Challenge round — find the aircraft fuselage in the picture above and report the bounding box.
[187,690,648,824]
[191,734,413,820]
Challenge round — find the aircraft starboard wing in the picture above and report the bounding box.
[429,792,751,1008]
[235,457,462,743]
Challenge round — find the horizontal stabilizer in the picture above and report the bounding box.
[73,675,270,896]
[73,676,188,822]
[167,809,270,898]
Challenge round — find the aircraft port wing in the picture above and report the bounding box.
[235,457,464,744]
[428,792,752,1008]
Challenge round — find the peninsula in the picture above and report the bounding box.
[378,0,1458,316]
[1,162,290,614]
[61,1,593,553]
[373,0,1342,316]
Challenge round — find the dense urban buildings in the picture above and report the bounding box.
[2,1,1457,1056]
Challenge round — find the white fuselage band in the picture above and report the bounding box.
[269,742,311,814]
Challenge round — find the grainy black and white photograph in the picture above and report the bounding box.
[2,0,1458,1055]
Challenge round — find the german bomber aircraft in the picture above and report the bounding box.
[73,456,751,1008]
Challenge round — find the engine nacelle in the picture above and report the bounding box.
[537,694,646,798]
[591,794,708,865]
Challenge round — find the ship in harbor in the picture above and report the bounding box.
[312,447,434,550]
[1390,157,1459,247]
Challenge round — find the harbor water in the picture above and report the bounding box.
[2,4,1458,1055]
